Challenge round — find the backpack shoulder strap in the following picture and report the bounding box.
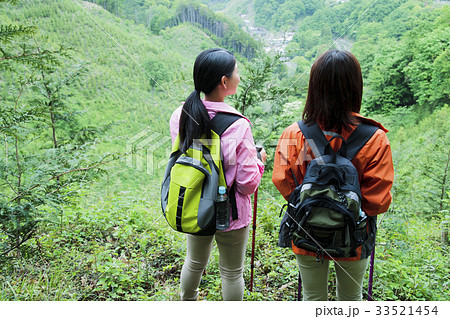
[211,112,243,136]
[297,120,330,157]
[210,112,243,221]
[345,124,379,160]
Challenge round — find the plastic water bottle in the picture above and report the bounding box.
[359,208,366,218]
[215,186,230,231]
[357,208,367,226]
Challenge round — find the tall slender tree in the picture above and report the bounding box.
[0,0,120,261]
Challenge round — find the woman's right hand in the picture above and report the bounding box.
[259,148,267,165]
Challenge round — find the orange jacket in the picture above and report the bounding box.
[272,113,394,259]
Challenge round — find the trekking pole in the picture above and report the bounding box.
[367,243,376,301]
[297,271,302,301]
[249,188,258,292]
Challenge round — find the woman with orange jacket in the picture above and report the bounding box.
[272,50,394,300]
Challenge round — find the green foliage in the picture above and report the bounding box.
[85,0,261,59]
[363,39,416,112]
[230,51,294,173]
[1,189,448,301]
[0,0,122,260]
[0,0,19,4]
[388,106,450,216]
[0,24,36,44]
[170,0,261,59]
[362,5,450,113]
[0,15,67,72]
[403,18,450,109]
[253,0,325,30]
[0,190,185,300]
[142,55,173,89]
[1,0,449,302]
[233,51,287,115]
[373,214,449,300]
[260,0,450,115]
[1,0,221,190]
[0,202,42,259]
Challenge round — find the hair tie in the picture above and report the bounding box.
[194,89,201,95]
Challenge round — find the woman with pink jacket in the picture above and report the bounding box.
[169,48,266,300]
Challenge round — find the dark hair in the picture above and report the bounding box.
[179,48,236,153]
[302,50,363,133]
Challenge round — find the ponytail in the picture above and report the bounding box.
[178,89,211,153]
[178,48,236,153]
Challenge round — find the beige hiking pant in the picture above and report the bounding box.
[180,226,250,301]
[296,254,370,301]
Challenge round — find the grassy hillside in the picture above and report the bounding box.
[1,0,218,191]
[0,167,448,301]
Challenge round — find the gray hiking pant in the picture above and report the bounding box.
[296,254,370,301]
[180,226,250,301]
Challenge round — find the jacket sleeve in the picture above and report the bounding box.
[359,130,394,216]
[272,124,305,201]
[223,119,264,196]
[169,106,182,144]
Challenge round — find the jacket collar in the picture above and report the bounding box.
[202,100,251,124]
[352,112,389,132]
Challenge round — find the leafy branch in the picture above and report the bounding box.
[0,24,36,44]
[7,151,129,204]
[233,51,289,115]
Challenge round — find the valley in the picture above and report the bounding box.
[0,0,449,302]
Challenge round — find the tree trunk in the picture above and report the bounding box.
[440,149,450,211]
[50,106,58,149]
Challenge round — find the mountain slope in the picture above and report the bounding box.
[1,0,218,189]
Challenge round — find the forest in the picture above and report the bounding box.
[83,0,261,59]
[0,0,449,302]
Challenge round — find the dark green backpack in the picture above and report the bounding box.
[161,112,241,235]
[279,120,378,261]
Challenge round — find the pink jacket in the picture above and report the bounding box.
[169,100,265,231]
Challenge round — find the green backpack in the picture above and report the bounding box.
[161,112,241,235]
[278,120,379,261]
